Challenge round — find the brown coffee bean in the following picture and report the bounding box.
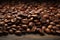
[4,19,10,22]
[9,29,14,34]
[49,7,53,10]
[7,15,12,19]
[52,26,59,30]
[56,30,60,33]
[45,28,51,33]
[50,22,55,25]
[35,22,41,25]
[28,22,34,26]
[48,25,52,29]
[21,18,28,24]
[31,15,38,17]
[6,26,11,29]
[0,22,4,24]
[21,24,28,28]
[5,24,8,26]
[15,30,21,34]
[42,26,46,30]
[46,20,50,23]
[56,14,60,17]
[31,26,37,32]
[56,24,60,27]
[3,30,8,33]
[38,29,43,33]
[43,14,49,18]
[51,29,56,33]
[0,31,3,33]
[12,28,16,31]
[17,26,21,28]
[26,28,31,32]
[16,17,22,20]
[34,20,39,23]
[0,27,3,30]
[11,25,16,28]
[11,19,16,22]
[28,17,33,21]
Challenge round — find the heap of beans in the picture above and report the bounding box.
[0,1,60,36]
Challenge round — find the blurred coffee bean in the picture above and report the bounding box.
[9,29,14,34]
[21,18,28,24]
[45,28,51,33]
[26,28,31,32]
[48,25,52,29]
[15,30,21,34]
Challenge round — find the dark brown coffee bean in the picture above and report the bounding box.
[21,18,28,24]
[49,7,53,10]
[15,30,21,34]
[56,30,60,33]
[28,17,33,21]
[45,28,51,33]
[12,28,16,31]
[26,28,31,32]
[42,26,46,30]
[4,19,10,23]
[43,14,49,18]
[11,25,16,28]
[5,24,8,26]
[21,24,28,29]
[3,30,8,33]
[10,19,16,22]
[31,26,37,32]
[0,31,3,34]
[0,22,4,24]
[28,22,34,26]
[9,29,13,34]
[51,29,56,33]
[48,25,52,29]
[50,22,55,25]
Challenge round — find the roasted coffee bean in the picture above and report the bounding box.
[48,25,52,29]
[42,26,46,30]
[28,22,34,26]
[11,19,16,22]
[50,22,55,25]
[21,24,28,30]
[12,28,16,31]
[56,30,60,33]
[0,22,4,24]
[15,30,21,34]
[28,17,33,21]
[21,18,28,24]
[3,30,8,34]
[9,29,14,34]
[16,26,21,29]
[0,31,3,34]
[11,25,16,28]
[31,26,37,32]
[45,28,51,33]
[26,28,31,32]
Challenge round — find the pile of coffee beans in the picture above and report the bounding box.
[0,1,60,36]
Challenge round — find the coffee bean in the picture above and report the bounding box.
[48,25,52,29]
[15,30,21,34]
[9,29,14,34]
[45,28,51,33]
[26,28,31,32]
